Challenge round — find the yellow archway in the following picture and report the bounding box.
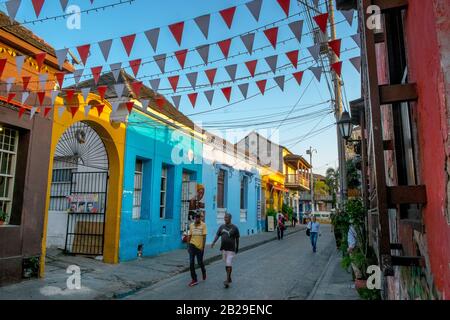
[40,93,126,276]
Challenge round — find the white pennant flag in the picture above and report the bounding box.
[241,33,255,54]
[15,56,25,75]
[154,54,166,73]
[112,101,121,113]
[30,107,38,119]
[110,63,122,82]
[351,34,361,48]
[73,69,84,85]
[350,56,361,73]
[341,10,354,26]
[81,87,91,102]
[204,90,215,105]
[39,74,48,90]
[308,44,321,63]
[114,83,125,98]
[196,45,210,64]
[194,14,211,39]
[98,39,113,62]
[274,75,285,91]
[171,95,181,109]
[84,104,92,116]
[6,77,15,94]
[58,106,66,118]
[6,0,21,22]
[225,64,237,82]
[149,78,161,91]
[21,91,29,105]
[140,99,150,109]
[238,83,249,99]
[310,66,323,82]
[265,55,278,74]
[55,48,69,70]
[145,28,160,52]
[186,72,198,90]
[51,90,60,105]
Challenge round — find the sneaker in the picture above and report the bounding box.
[223,281,229,289]
[202,273,207,281]
[189,280,199,287]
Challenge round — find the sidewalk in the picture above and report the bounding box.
[307,248,360,300]
[0,225,304,300]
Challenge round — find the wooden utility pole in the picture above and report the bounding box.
[328,0,347,206]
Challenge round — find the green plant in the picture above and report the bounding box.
[0,210,7,222]
[282,204,293,221]
[357,288,381,300]
[266,208,277,218]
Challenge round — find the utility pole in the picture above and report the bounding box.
[328,0,347,206]
[307,147,317,213]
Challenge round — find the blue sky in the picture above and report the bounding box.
[3,0,361,175]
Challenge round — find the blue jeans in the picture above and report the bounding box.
[310,232,318,252]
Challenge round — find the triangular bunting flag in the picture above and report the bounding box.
[39,73,48,90]
[35,52,46,70]
[276,0,290,17]
[288,20,304,43]
[73,69,84,85]
[168,76,180,92]
[274,75,285,91]
[341,10,354,26]
[98,39,113,62]
[265,55,278,74]
[18,107,26,119]
[21,91,29,105]
[194,14,210,39]
[149,78,161,91]
[37,91,46,106]
[256,79,267,95]
[110,63,121,82]
[188,93,198,108]
[286,50,299,68]
[225,64,237,82]
[218,39,232,59]
[351,34,361,48]
[55,72,65,88]
[114,83,125,97]
[154,54,166,73]
[196,45,210,64]
[43,107,52,118]
[51,90,59,105]
[204,90,214,105]
[126,101,134,113]
[84,104,92,117]
[145,28,160,52]
[263,27,279,49]
[7,93,16,103]
[329,39,342,58]
[58,106,65,118]
[171,95,181,109]
[65,89,75,102]
[293,71,304,86]
[331,61,343,77]
[350,56,361,73]
[205,68,217,85]
[91,66,103,85]
[111,101,120,113]
[32,0,45,18]
[6,77,15,94]
[129,59,142,77]
[55,48,68,70]
[313,13,329,33]
[169,21,184,46]
[30,107,38,119]
[22,76,31,91]
[96,104,105,116]
[186,72,198,89]
[174,49,188,69]
[80,87,90,103]
[70,107,78,118]
[240,33,255,54]
[6,0,21,21]
[313,0,320,7]
[155,96,165,109]
[0,59,7,79]
[97,85,107,100]
[220,6,236,29]
[221,87,232,102]
[308,44,321,63]
[60,0,68,11]
[131,81,143,97]
[310,66,323,82]
[121,34,136,57]
[140,99,149,109]
[76,44,90,65]
[15,55,25,75]
[245,60,258,77]
[238,83,249,99]
[246,0,263,22]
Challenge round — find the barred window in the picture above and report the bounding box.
[133,160,144,220]
[0,127,19,224]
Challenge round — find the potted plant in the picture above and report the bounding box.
[0,209,7,225]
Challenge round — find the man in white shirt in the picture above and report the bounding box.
[348,223,362,279]
[307,216,320,253]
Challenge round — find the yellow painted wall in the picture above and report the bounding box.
[40,93,126,276]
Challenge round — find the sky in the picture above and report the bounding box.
[2,0,361,175]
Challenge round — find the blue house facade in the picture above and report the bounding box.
[119,107,203,261]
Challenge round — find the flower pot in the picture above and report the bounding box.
[0,221,5,226]
[355,279,367,290]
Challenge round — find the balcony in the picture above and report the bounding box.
[285,174,310,191]
[299,193,333,202]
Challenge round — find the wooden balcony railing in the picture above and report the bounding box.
[285,174,310,190]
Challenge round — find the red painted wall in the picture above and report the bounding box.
[404,0,450,299]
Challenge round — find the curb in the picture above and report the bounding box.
[306,248,338,300]
[111,226,306,299]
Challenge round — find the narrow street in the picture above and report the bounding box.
[125,225,351,300]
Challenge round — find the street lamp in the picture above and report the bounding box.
[337,111,354,141]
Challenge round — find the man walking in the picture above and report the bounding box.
[211,213,240,288]
[276,212,286,240]
[307,216,320,253]
[187,213,207,287]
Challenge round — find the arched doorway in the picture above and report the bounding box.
[47,121,109,256]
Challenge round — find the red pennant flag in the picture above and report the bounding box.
[126,101,134,114]
[188,93,198,108]
[264,27,279,49]
[220,7,236,29]
[286,50,299,68]
[174,49,188,69]
[155,96,165,109]
[55,72,65,88]
[168,76,180,92]
[205,68,217,85]
[35,52,46,70]
[121,34,136,57]
[221,87,232,102]
[18,107,26,119]
[129,59,142,77]
[245,60,258,77]
[37,91,46,106]
[66,89,75,102]
[256,80,267,95]
[91,66,103,85]
[7,93,16,103]
[277,0,290,17]
[0,59,7,79]
[218,39,232,59]
[77,44,91,65]
[169,22,185,46]
[293,71,304,85]
[97,85,107,100]
[131,81,143,97]
[44,107,52,118]
[70,107,78,118]
[328,39,342,58]
[331,61,343,77]
[32,0,45,17]
[96,104,105,116]
[313,13,329,33]
[22,76,31,91]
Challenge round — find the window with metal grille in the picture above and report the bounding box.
[217,169,226,209]
[160,167,168,219]
[240,175,248,210]
[133,160,143,220]
[0,127,18,224]
[50,158,77,211]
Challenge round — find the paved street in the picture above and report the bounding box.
[125,225,357,300]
